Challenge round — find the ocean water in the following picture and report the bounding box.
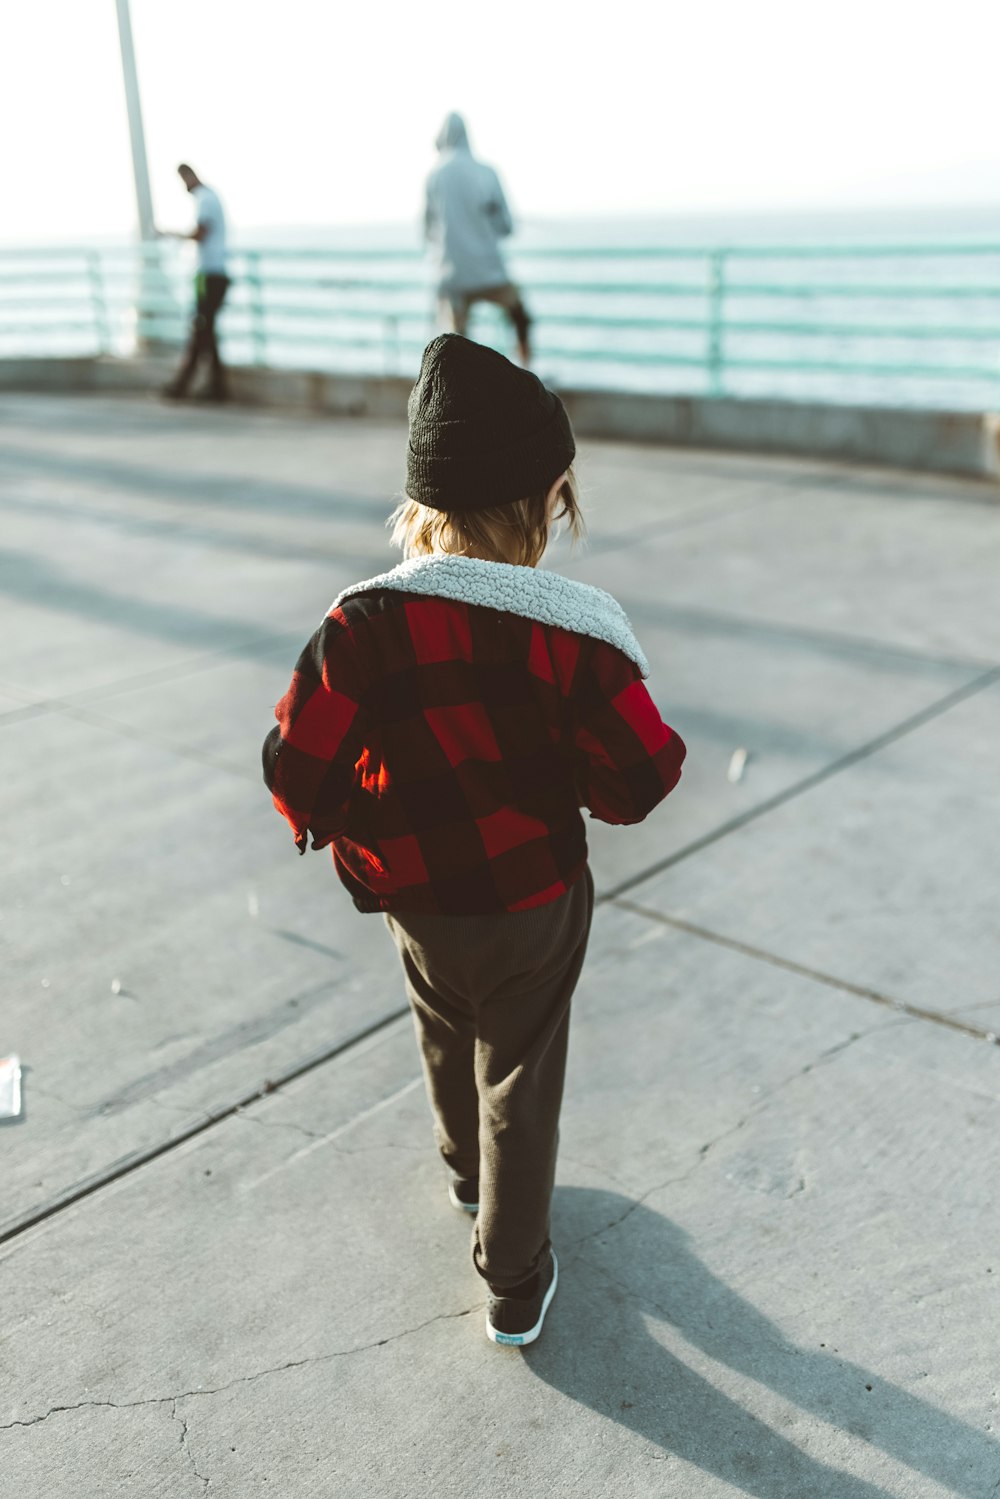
[7,204,1000,411]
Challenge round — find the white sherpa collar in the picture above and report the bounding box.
[332,555,649,677]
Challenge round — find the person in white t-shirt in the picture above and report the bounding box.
[161,164,230,400]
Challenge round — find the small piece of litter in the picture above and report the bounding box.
[247,891,260,919]
[727,747,749,784]
[0,1055,22,1119]
[60,875,71,886]
[40,978,50,989]
[111,978,122,995]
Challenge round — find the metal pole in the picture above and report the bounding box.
[114,0,155,240]
[707,249,727,396]
[87,250,111,355]
[113,0,181,354]
[246,252,268,366]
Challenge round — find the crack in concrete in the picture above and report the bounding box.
[232,1108,429,1154]
[234,1108,430,1154]
[558,1152,635,1191]
[232,1076,430,1179]
[1,1393,172,1432]
[231,1108,322,1142]
[1,1304,482,1435]
[563,1026,878,1265]
[172,1398,210,1490]
[19,1081,87,1115]
[697,1027,879,1170]
[563,1165,699,1267]
[0,1009,411,1249]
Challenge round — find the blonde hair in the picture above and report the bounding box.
[389,468,585,568]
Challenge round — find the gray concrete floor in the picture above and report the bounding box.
[2,392,999,1498]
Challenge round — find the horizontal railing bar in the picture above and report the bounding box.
[244,273,428,294]
[0,267,96,285]
[308,278,708,296]
[224,304,418,324]
[238,329,713,367]
[233,328,405,352]
[141,297,1000,345]
[0,323,99,336]
[12,263,1000,303]
[234,246,421,263]
[724,282,1000,299]
[19,284,1000,331]
[511,312,1000,340]
[0,294,114,311]
[695,242,1000,261]
[0,243,173,262]
[6,239,994,263]
[91,277,1000,304]
[232,241,1000,262]
[247,275,1000,299]
[719,353,1000,378]
[540,280,1000,298]
[4,242,999,271]
[203,304,1000,348]
[714,318,1000,340]
[26,305,1000,350]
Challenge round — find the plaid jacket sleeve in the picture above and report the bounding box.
[262,610,368,854]
[572,639,686,825]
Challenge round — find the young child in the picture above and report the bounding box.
[263,334,686,1347]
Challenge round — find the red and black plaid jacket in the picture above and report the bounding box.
[263,573,685,915]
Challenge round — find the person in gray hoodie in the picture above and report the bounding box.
[424,112,532,364]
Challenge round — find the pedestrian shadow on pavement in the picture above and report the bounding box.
[0,443,386,525]
[525,1187,994,1498]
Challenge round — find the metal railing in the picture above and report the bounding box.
[3,238,1000,408]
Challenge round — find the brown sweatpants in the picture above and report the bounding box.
[385,867,594,1290]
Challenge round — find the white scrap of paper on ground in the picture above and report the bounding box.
[727,747,749,783]
[0,1055,22,1119]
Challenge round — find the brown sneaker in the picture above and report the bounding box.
[447,1174,479,1214]
[486,1249,558,1347]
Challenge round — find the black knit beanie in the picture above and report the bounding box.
[406,334,576,513]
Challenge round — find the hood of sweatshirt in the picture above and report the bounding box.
[435,111,470,153]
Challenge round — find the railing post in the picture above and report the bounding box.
[87,250,111,355]
[246,251,267,366]
[707,249,726,395]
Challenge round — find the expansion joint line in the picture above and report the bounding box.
[598,663,1000,906]
[0,1005,410,1250]
[613,898,1000,1048]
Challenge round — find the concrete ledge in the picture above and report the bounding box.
[1,355,998,482]
[562,388,1000,482]
[0,355,176,395]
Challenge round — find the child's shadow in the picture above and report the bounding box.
[523,1187,993,1498]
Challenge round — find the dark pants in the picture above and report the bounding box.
[442,282,532,363]
[385,868,594,1289]
[170,273,230,397]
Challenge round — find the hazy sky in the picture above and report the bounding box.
[5,0,1000,243]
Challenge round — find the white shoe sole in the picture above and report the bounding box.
[447,1182,479,1214]
[486,1251,558,1347]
